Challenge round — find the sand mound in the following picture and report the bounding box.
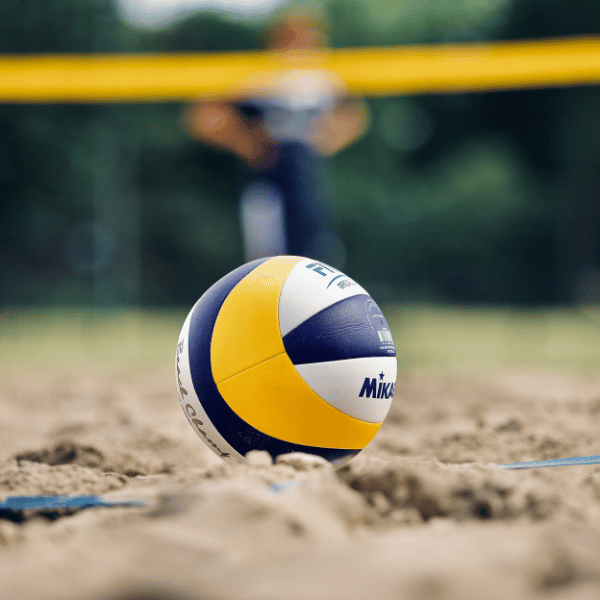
[2,366,600,600]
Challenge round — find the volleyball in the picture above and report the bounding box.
[175,255,397,465]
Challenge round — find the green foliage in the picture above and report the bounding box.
[1,0,599,306]
[328,0,510,45]
[143,13,261,52]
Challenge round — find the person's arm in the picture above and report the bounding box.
[183,101,275,167]
[309,98,371,156]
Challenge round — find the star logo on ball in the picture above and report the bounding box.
[379,371,385,380]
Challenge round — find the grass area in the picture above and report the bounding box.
[0,307,188,373]
[2,305,600,372]
[388,305,600,371]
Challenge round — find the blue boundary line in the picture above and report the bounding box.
[498,455,600,469]
[0,495,147,511]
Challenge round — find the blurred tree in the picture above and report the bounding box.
[0,2,261,305]
[490,0,600,302]
[144,13,260,52]
[1,0,599,306]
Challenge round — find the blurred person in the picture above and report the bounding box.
[184,5,370,266]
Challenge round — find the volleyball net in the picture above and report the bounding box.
[1,36,600,103]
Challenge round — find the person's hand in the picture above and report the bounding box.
[309,98,371,156]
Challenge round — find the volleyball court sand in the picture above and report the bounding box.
[2,365,600,600]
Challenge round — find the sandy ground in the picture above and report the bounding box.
[2,363,600,600]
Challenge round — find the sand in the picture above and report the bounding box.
[2,363,600,600]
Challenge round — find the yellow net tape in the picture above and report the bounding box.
[1,36,599,102]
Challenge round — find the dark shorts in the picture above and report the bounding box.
[247,142,339,261]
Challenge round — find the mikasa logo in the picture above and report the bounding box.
[359,372,395,399]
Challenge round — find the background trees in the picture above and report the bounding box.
[1,0,599,306]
